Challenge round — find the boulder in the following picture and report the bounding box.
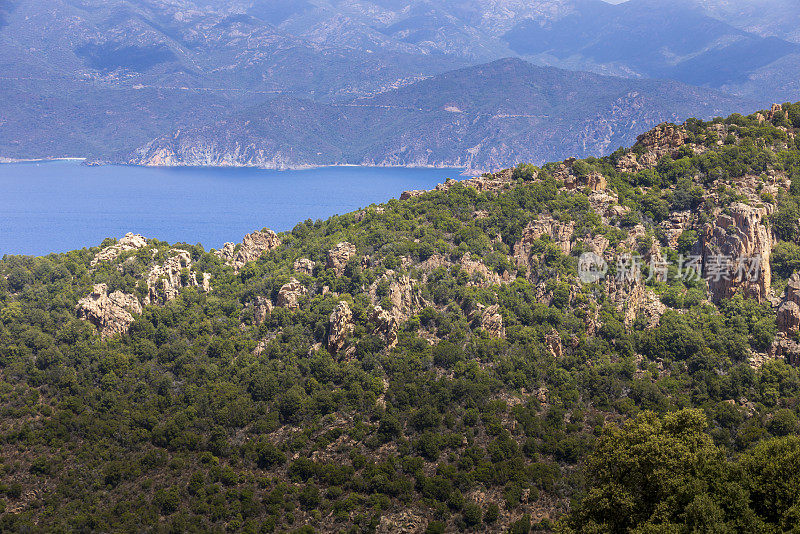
[515,217,574,267]
[469,303,505,338]
[326,242,357,275]
[276,278,307,309]
[767,103,785,121]
[216,229,281,271]
[777,273,800,334]
[400,190,427,200]
[370,306,399,349]
[545,329,562,358]
[293,258,315,275]
[145,250,202,305]
[76,284,142,338]
[91,233,148,266]
[328,301,354,354]
[481,304,505,338]
[249,296,274,325]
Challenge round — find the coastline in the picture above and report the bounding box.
[0,157,86,164]
[0,156,483,175]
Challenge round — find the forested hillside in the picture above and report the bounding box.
[3,103,800,532]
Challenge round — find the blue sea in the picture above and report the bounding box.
[0,160,458,256]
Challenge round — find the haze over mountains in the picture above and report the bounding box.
[0,0,796,169]
[130,58,750,169]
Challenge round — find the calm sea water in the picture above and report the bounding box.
[0,160,458,256]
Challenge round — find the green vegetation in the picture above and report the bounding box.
[1,105,800,532]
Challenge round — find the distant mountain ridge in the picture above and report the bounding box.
[0,0,796,162]
[126,58,754,171]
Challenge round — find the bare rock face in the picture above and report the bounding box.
[76,284,142,338]
[248,296,274,326]
[400,190,427,200]
[276,278,307,309]
[376,511,426,534]
[145,250,203,305]
[326,242,357,275]
[604,272,666,327]
[703,202,773,303]
[661,211,693,249]
[459,253,512,287]
[328,301,354,355]
[515,217,575,267]
[91,233,148,266]
[384,274,429,321]
[545,329,562,358]
[216,230,281,271]
[470,303,505,338]
[769,336,800,367]
[777,274,800,334]
[370,306,399,349]
[617,123,688,171]
[564,171,607,192]
[293,258,315,275]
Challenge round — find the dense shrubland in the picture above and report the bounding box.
[1,105,800,532]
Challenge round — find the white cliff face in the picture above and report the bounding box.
[76,284,142,338]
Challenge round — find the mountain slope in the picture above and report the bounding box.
[3,103,800,531]
[127,58,754,170]
[503,0,799,89]
[693,0,800,43]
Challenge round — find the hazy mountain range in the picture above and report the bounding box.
[0,0,796,169]
[129,58,752,169]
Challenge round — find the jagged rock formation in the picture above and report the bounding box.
[277,278,307,310]
[328,301,354,355]
[545,329,562,359]
[91,233,149,266]
[79,244,212,337]
[702,203,773,303]
[370,306,399,350]
[400,190,427,201]
[216,230,281,271]
[76,284,142,338]
[460,254,513,287]
[777,274,800,335]
[293,258,315,275]
[145,250,205,305]
[515,217,575,262]
[248,296,274,326]
[478,304,505,338]
[617,123,689,171]
[326,242,357,276]
[556,159,608,192]
[769,338,800,367]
